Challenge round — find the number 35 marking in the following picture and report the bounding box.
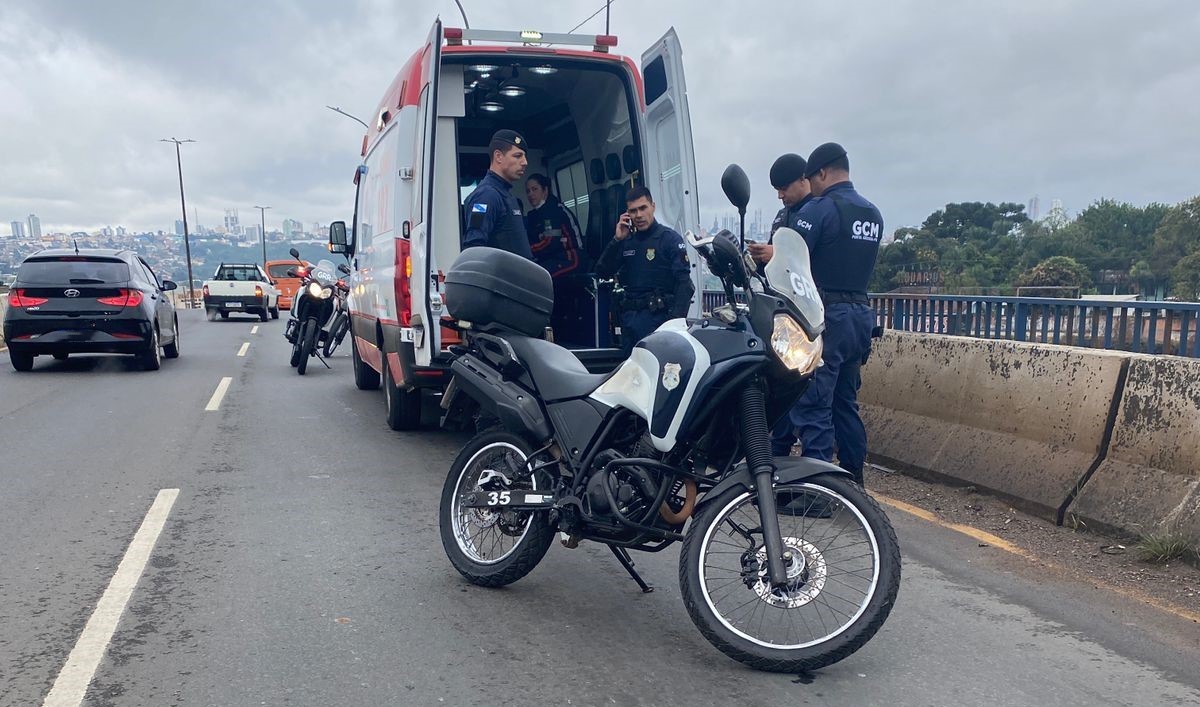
[486,491,511,506]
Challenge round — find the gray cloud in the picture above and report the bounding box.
[1,0,1198,236]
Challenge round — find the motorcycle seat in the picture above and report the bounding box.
[505,335,613,402]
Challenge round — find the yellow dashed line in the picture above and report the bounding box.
[873,492,1200,624]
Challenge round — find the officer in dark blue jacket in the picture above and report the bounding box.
[461,130,533,259]
[596,185,694,355]
[783,143,883,485]
[749,153,814,267]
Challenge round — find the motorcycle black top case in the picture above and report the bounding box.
[445,247,553,337]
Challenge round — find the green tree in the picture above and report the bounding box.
[921,202,1029,243]
[1169,251,1200,301]
[1016,256,1093,291]
[1151,197,1200,282]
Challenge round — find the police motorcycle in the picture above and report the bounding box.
[283,248,350,375]
[322,278,352,358]
[436,165,900,673]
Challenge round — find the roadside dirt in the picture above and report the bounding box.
[865,464,1200,619]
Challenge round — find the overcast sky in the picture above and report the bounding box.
[2,0,1198,236]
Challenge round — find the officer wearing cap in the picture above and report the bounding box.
[461,129,533,259]
[780,142,883,485]
[748,153,813,266]
[596,185,694,355]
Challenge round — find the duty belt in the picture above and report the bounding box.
[820,290,870,306]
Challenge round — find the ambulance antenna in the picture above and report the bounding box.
[605,0,611,34]
[73,239,80,255]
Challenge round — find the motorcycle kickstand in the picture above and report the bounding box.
[315,351,331,369]
[609,545,654,593]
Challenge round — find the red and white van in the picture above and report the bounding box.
[330,20,702,430]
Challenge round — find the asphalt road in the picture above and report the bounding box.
[1,310,1197,707]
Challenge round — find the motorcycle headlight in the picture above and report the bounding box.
[307,282,333,299]
[770,314,823,375]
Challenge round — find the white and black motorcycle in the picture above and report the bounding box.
[283,248,350,375]
[437,166,900,673]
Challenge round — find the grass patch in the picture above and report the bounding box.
[1135,532,1197,564]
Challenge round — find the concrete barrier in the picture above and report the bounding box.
[1067,356,1200,539]
[860,332,1128,520]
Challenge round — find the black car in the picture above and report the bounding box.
[3,249,181,371]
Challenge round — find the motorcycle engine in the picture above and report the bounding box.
[585,449,660,523]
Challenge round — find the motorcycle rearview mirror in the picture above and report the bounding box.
[338,263,351,275]
[720,164,751,212]
[289,247,301,260]
[720,164,751,247]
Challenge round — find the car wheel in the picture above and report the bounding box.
[163,317,181,358]
[259,308,270,322]
[53,352,70,361]
[220,312,229,320]
[271,306,280,319]
[206,309,217,322]
[140,327,162,371]
[352,335,380,390]
[10,350,34,372]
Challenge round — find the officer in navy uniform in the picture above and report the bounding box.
[596,185,694,355]
[785,143,883,485]
[748,153,813,267]
[461,129,533,259]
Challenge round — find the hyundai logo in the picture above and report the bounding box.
[64,289,81,298]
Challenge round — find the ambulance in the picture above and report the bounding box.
[329,20,702,430]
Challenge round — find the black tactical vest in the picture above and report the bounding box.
[810,192,883,295]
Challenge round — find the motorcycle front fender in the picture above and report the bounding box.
[696,456,852,512]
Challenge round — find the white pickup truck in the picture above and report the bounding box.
[202,262,280,322]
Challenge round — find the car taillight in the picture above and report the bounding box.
[97,289,144,307]
[255,285,264,299]
[395,238,413,327]
[9,289,49,307]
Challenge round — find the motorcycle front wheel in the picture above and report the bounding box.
[296,318,318,375]
[679,473,900,673]
[439,431,554,588]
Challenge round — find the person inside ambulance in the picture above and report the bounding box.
[461,129,533,259]
[525,173,589,345]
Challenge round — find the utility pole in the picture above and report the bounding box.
[254,205,271,267]
[160,138,197,307]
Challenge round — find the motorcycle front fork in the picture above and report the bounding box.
[740,381,790,588]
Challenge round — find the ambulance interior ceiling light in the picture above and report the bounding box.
[499,82,525,98]
[530,65,557,75]
[468,64,499,73]
[480,101,504,112]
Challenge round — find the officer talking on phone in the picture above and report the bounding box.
[595,186,694,355]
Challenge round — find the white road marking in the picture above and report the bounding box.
[42,489,180,707]
[251,326,259,335]
[237,342,250,357]
[205,377,233,411]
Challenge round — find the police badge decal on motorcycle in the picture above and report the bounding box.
[661,362,681,391]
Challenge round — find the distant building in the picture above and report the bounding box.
[224,208,241,235]
[27,214,42,239]
[10,220,25,239]
[175,219,186,236]
[116,226,127,237]
[282,219,304,238]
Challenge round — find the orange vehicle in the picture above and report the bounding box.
[265,259,312,310]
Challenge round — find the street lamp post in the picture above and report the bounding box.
[324,105,370,130]
[160,138,197,307]
[254,205,271,267]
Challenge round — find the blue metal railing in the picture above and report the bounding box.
[869,294,1200,358]
[700,291,1200,357]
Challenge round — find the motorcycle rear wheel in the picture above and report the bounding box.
[679,474,900,673]
[439,431,554,588]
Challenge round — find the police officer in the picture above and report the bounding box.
[461,129,532,259]
[747,153,812,266]
[596,186,694,355]
[525,173,587,344]
[786,143,883,485]
[754,153,815,456]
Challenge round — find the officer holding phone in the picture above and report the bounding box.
[596,186,694,355]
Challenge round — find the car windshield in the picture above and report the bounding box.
[17,257,130,285]
[267,263,303,278]
[763,228,824,333]
[312,260,337,286]
[217,266,261,282]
